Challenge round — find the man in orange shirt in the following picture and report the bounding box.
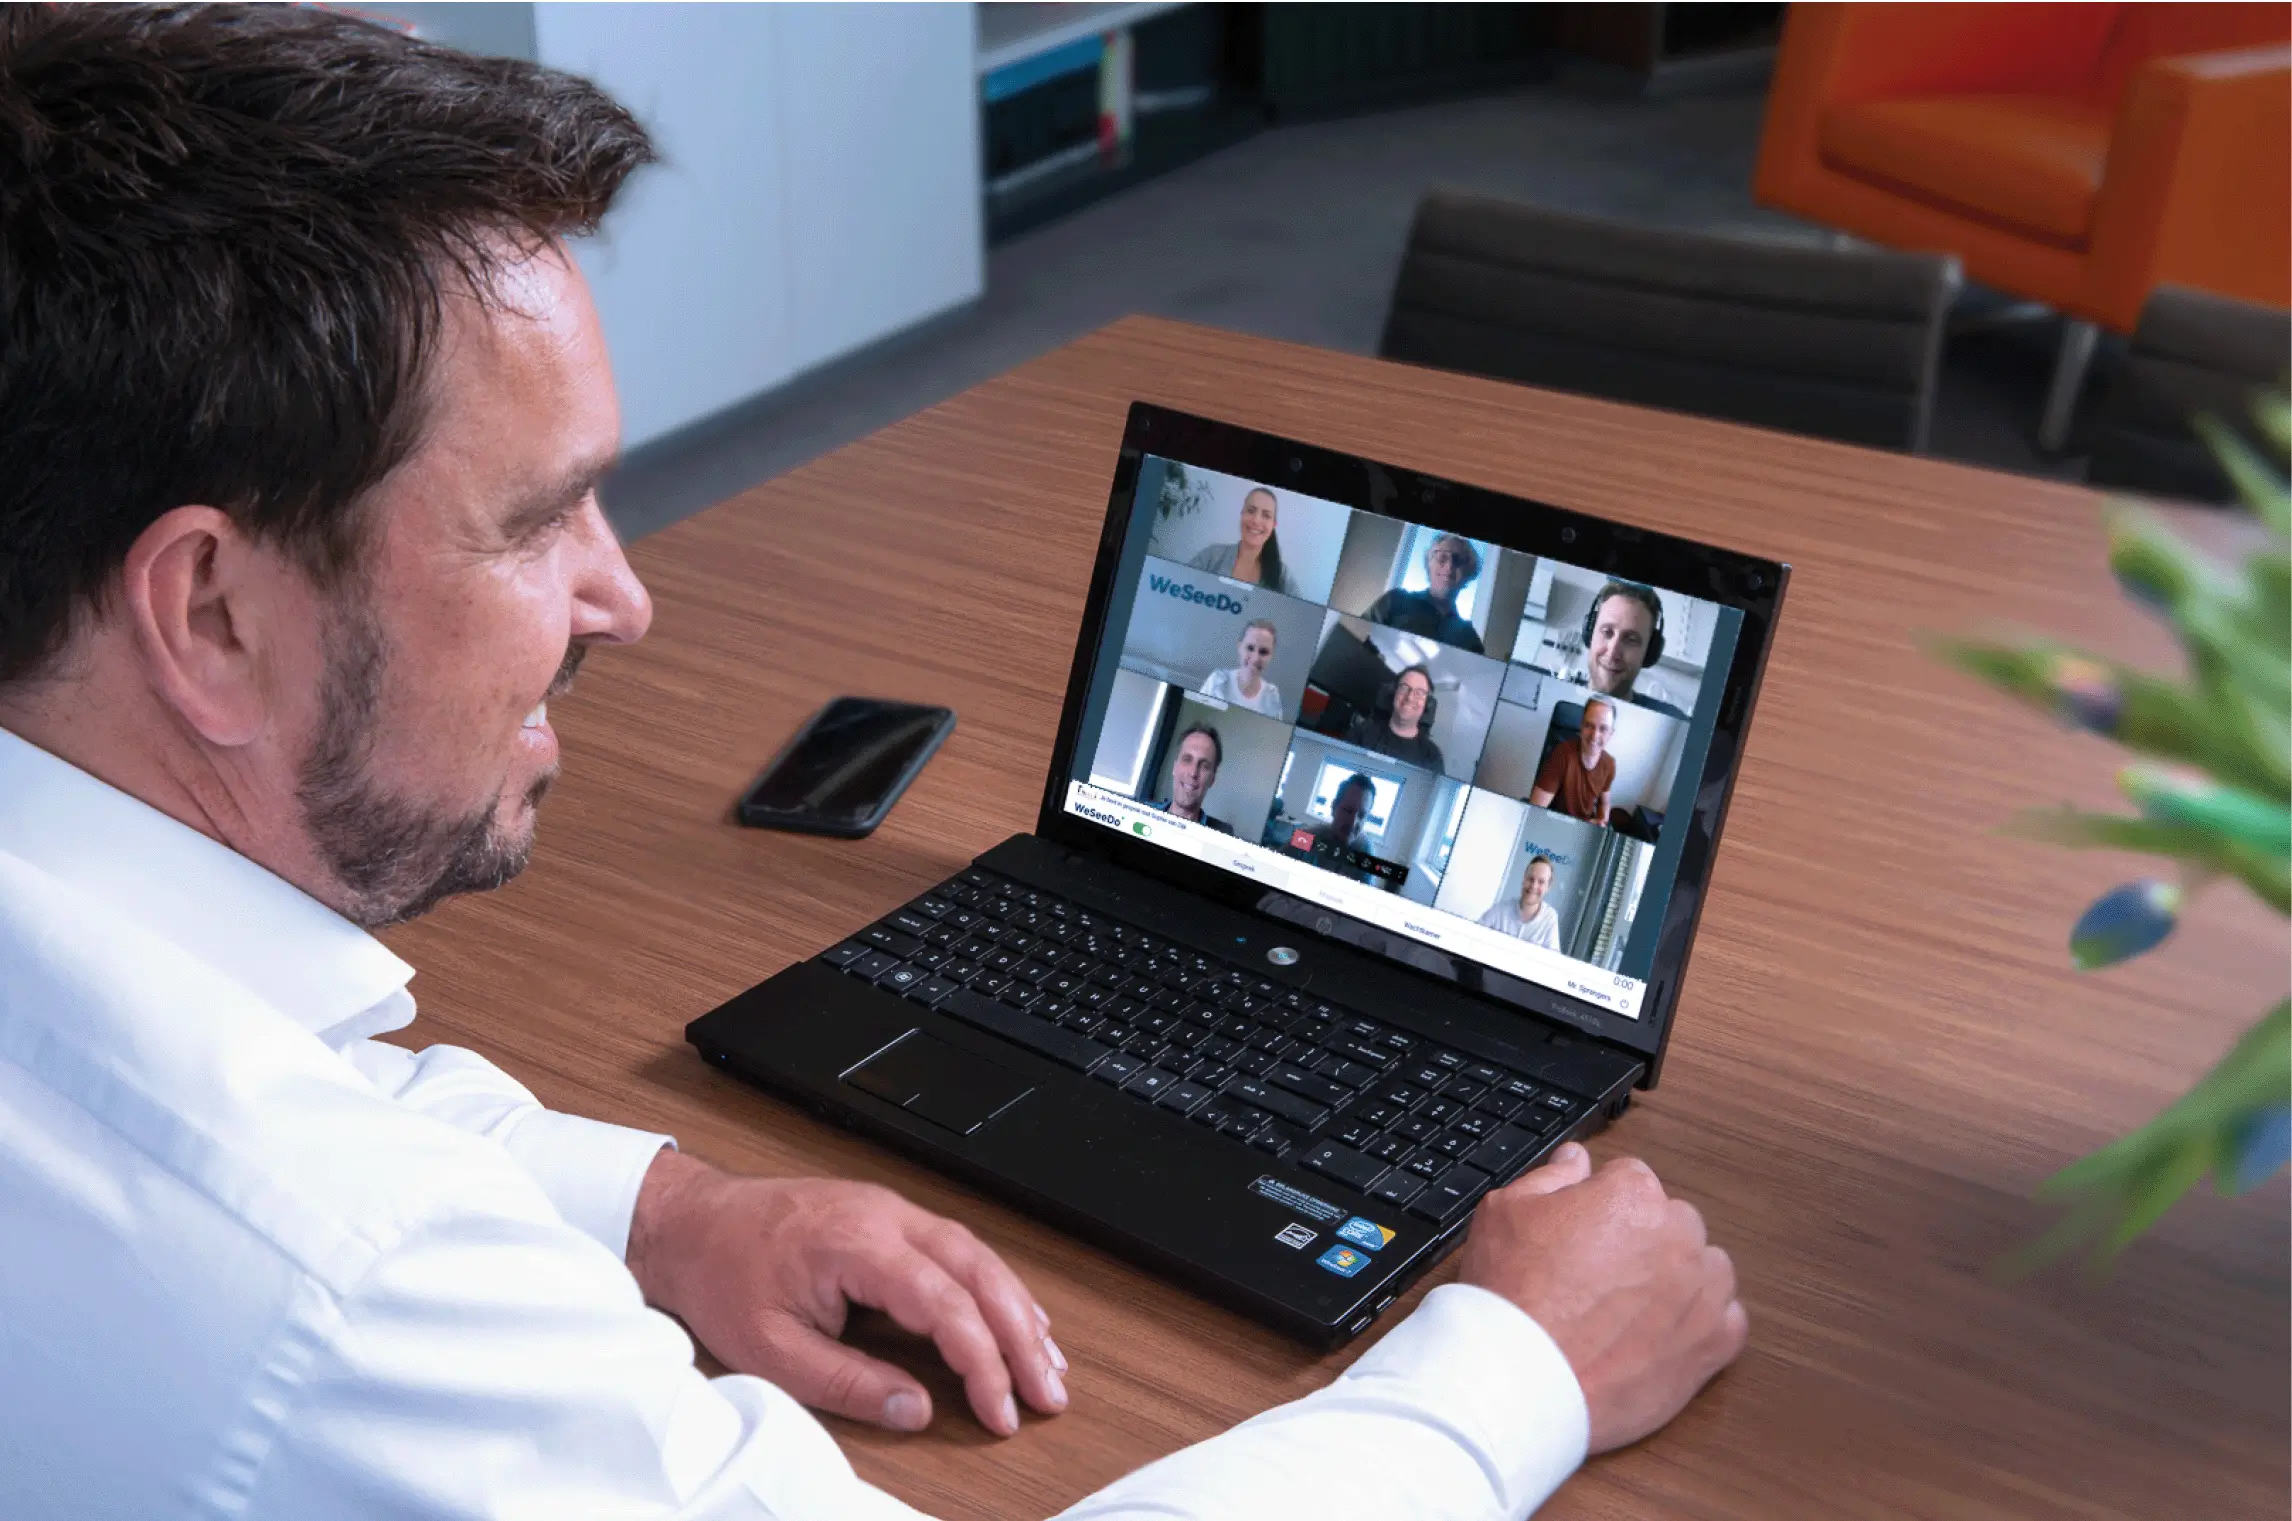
[1528,698,1616,825]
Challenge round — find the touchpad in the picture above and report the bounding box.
[843,1031,1034,1136]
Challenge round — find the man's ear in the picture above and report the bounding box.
[118,506,283,748]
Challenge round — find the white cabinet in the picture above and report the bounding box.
[532,3,982,452]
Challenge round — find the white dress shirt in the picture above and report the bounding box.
[0,724,1589,1519]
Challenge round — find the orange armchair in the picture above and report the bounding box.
[1755,3,2289,445]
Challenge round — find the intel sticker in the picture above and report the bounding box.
[1335,1216,1396,1253]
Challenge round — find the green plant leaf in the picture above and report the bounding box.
[2195,413,2291,539]
[2119,765,2292,858]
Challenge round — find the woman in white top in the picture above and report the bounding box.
[1199,618,1284,718]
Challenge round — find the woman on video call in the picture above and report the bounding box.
[1186,485,1298,597]
[1199,619,1284,718]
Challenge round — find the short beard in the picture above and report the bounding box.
[298,594,566,930]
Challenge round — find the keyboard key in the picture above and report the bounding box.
[1123,1067,1178,1101]
[875,962,924,992]
[1451,1113,1496,1139]
[1429,1133,1470,1158]
[1370,1172,1424,1207]
[1406,1152,1447,1179]
[1378,1083,1424,1110]
[1334,1119,1379,1149]
[1406,1164,1493,1226]
[1429,1049,1467,1072]
[1249,1122,1299,1156]
[1394,1115,1438,1143]
[910,947,950,970]
[911,896,954,919]
[1356,1104,1398,1129]
[1225,1077,1328,1128]
[887,909,934,937]
[1268,1064,1349,1108]
[910,976,959,1005]
[938,987,1109,1072]
[1420,1097,1459,1123]
[1012,960,1056,985]
[1193,1101,1234,1129]
[1311,1055,1376,1089]
[1301,1140,1387,1192]
[1232,1050,1277,1077]
[1366,1133,1409,1163]
[1099,1048,1150,1081]
[1464,1062,1507,1085]
[1219,1105,1270,1139]
[1474,1091,1525,1121]
[1443,1076,1486,1103]
[862,925,923,958]
[849,949,899,980]
[996,983,1041,1010]
[823,941,870,968]
[971,972,1011,998]
[1156,1080,1213,1116]
[1468,1125,1542,1176]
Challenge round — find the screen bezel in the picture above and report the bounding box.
[1034,403,1787,1080]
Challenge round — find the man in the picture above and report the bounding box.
[1152,725,1232,834]
[1481,856,1562,950]
[1529,699,1618,825]
[0,9,1743,1518]
[1363,533,1486,653]
[1343,664,1445,772]
[1573,582,1688,719]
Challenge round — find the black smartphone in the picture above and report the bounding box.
[736,697,956,838]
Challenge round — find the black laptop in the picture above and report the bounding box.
[687,404,1787,1347]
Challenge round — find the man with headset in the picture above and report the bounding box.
[1342,664,1444,772]
[1571,581,1688,719]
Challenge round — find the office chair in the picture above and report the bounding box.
[2086,285,2291,503]
[1379,191,1962,452]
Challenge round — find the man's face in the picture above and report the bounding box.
[1520,861,1553,915]
[1238,624,1275,677]
[1425,540,1471,600]
[1329,783,1370,844]
[1587,594,1655,695]
[1172,733,1218,812]
[297,244,650,926]
[1391,670,1430,728]
[1579,703,1615,765]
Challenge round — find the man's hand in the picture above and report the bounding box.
[1457,1143,1746,1453]
[626,1149,1067,1436]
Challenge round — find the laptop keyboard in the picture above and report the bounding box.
[818,867,1586,1228]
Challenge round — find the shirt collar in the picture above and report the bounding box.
[0,725,414,1040]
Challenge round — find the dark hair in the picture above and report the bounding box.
[1334,771,1375,804]
[0,5,657,686]
[1175,723,1223,769]
[1240,487,1285,593]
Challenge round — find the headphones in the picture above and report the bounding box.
[1375,667,1439,730]
[1582,582,1665,668]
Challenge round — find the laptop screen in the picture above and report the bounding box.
[1049,411,1778,1046]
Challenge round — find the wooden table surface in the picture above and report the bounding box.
[385,316,2288,1520]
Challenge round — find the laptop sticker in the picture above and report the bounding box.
[1316,1243,1370,1278]
[1335,1217,1396,1253]
[1250,1176,1342,1222]
[1273,1223,1317,1250]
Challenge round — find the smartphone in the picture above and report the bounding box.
[736,697,956,838]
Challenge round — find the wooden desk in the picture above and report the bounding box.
[385,317,2287,1519]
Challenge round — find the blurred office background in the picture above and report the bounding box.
[360,3,2292,540]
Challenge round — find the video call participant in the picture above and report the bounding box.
[1344,664,1444,771]
[1306,772,1376,857]
[1152,725,1232,834]
[1529,698,1617,825]
[1574,582,1687,720]
[1365,532,1484,654]
[1198,619,1283,717]
[1185,485,1297,596]
[0,11,1746,1517]
[1479,856,1561,950]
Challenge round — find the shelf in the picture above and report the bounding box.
[976,2,1186,77]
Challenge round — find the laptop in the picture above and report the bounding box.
[687,403,1787,1347]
